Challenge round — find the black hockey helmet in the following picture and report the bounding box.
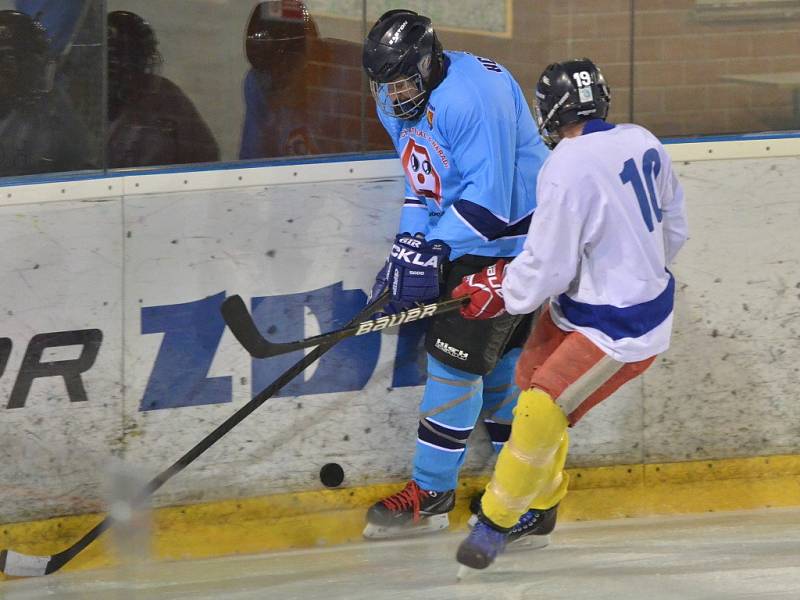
[362,9,444,120]
[245,1,317,75]
[533,58,611,149]
[0,10,51,108]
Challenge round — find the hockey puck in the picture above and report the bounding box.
[319,463,345,488]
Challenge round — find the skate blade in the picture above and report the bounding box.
[362,513,449,540]
[456,557,497,581]
[456,563,479,582]
[508,533,550,551]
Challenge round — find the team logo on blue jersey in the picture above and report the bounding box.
[426,106,435,128]
[401,138,442,205]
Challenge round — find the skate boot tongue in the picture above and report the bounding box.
[381,481,427,523]
[363,481,455,540]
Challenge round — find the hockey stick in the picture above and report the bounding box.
[0,293,389,577]
[222,292,469,359]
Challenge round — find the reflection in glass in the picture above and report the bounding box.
[632,2,800,135]
[240,0,367,159]
[1,0,799,177]
[240,0,321,158]
[107,10,219,168]
[0,9,92,177]
[239,0,338,158]
[14,0,89,60]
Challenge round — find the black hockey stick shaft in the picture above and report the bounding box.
[222,292,468,359]
[0,293,388,577]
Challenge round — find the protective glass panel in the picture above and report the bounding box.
[633,1,800,136]
[0,0,799,181]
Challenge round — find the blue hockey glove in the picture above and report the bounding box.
[387,233,450,304]
[368,261,414,316]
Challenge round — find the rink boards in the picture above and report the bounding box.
[1,137,799,570]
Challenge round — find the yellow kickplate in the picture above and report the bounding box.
[2,454,800,578]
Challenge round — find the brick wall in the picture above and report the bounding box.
[632,0,800,135]
[308,38,389,153]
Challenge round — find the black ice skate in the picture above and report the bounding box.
[469,492,557,549]
[363,480,455,539]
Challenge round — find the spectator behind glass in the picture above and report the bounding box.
[239,0,323,159]
[0,10,92,177]
[107,10,219,168]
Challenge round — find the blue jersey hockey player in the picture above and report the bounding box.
[360,9,550,540]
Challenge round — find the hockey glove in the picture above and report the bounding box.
[451,259,508,319]
[387,233,450,304]
[368,261,414,316]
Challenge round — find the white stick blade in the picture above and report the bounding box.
[1,550,52,577]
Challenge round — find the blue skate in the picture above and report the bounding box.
[469,493,557,548]
[507,505,558,547]
[456,519,509,575]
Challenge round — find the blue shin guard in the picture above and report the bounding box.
[412,355,483,491]
[480,348,521,453]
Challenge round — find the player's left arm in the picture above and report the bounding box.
[425,99,515,257]
[657,147,689,264]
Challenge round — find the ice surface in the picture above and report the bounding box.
[3,508,799,599]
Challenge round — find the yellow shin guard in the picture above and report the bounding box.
[482,388,570,529]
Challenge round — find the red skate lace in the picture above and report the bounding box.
[381,481,429,523]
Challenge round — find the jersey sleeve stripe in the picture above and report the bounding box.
[453,200,534,241]
[452,199,508,240]
[501,212,533,238]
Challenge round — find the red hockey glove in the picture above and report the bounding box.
[451,259,508,320]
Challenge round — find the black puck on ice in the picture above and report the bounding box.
[319,463,345,488]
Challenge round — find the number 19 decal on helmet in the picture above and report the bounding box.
[533,58,611,149]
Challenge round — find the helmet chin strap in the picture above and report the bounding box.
[538,91,570,149]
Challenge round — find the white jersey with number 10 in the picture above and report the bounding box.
[503,122,689,362]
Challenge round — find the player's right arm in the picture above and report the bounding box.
[502,172,585,315]
[368,109,434,310]
[376,109,430,236]
[452,168,584,319]
[399,190,429,235]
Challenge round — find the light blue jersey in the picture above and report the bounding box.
[377,51,549,260]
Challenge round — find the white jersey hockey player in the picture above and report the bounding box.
[452,58,688,572]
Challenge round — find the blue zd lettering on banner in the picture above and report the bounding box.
[250,283,378,397]
[140,284,426,411]
[141,292,231,410]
